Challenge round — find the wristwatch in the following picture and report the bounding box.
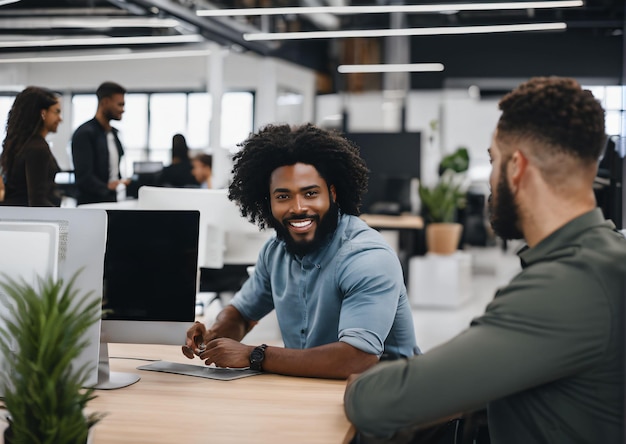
[249,344,268,371]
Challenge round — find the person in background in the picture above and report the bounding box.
[0,86,62,207]
[191,153,213,189]
[0,167,5,202]
[182,123,418,379]
[343,77,626,443]
[157,133,198,188]
[71,81,130,205]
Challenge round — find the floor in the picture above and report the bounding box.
[199,242,525,352]
[410,244,522,352]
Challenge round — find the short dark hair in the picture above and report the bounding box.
[497,77,606,162]
[193,153,212,168]
[228,123,369,229]
[96,81,126,102]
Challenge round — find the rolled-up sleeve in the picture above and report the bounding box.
[337,245,405,357]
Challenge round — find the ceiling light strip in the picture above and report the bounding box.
[0,17,182,29]
[338,63,445,73]
[0,48,213,64]
[244,22,566,41]
[198,1,582,17]
[0,34,204,48]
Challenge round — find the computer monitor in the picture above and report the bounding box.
[133,161,164,175]
[0,207,107,390]
[137,186,272,270]
[344,132,421,214]
[97,209,200,389]
[127,161,164,198]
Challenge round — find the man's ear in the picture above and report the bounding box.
[509,150,528,191]
[329,184,337,203]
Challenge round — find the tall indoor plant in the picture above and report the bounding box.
[0,271,104,444]
[419,147,470,254]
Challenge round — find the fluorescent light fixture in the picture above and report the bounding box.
[0,34,204,49]
[198,1,582,17]
[0,47,213,64]
[338,63,444,73]
[0,0,20,6]
[0,17,181,29]
[244,22,566,41]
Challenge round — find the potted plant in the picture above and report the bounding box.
[419,147,470,254]
[0,271,105,444]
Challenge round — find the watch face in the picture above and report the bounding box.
[251,349,264,362]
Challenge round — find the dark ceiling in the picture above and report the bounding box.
[1,0,623,91]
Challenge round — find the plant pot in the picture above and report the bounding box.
[426,222,463,255]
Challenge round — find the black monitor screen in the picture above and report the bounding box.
[344,132,421,214]
[103,210,199,322]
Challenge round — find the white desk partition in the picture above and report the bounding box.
[137,187,272,269]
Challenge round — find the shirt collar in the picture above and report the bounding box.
[518,208,612,268]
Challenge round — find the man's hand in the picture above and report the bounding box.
[197,338,254,368]
[346,372,361,388]
[181,306,258,363]
[182,321,217,359]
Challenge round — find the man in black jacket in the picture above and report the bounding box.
[71,81,130,205]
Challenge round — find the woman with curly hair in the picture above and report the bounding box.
[183,123,418,379]
[1,86,62,206]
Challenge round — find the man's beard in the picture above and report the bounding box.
[105,109,121,121]
[272,200,339,257]
[488,164,524,241]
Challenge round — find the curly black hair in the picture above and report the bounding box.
[228,123,369,229]
[497,77,606,161]
[0,86,58,173]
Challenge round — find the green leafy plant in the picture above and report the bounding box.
[419,147,470,223]
[0,271,104,444]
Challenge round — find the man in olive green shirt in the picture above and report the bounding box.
[344,77,626,443]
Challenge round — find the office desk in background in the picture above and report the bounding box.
[0,344,353,444]
[360,214,425,282]
[360,213,424,231]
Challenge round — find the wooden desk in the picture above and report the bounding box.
[79,344,351,444]
[360,213,424,230]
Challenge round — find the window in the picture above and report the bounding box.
[0,95,16,152]
[70,91,254,171]
[221,92,253,150]
[585,85,625,137]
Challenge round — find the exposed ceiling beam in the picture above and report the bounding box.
[126,0,274,54]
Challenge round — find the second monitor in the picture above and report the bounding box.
[97,209,200,389]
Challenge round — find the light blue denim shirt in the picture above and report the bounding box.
[230,213,417,358]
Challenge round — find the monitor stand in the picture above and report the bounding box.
[94,342,141,390]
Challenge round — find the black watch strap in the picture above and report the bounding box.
[249,343,268,371]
